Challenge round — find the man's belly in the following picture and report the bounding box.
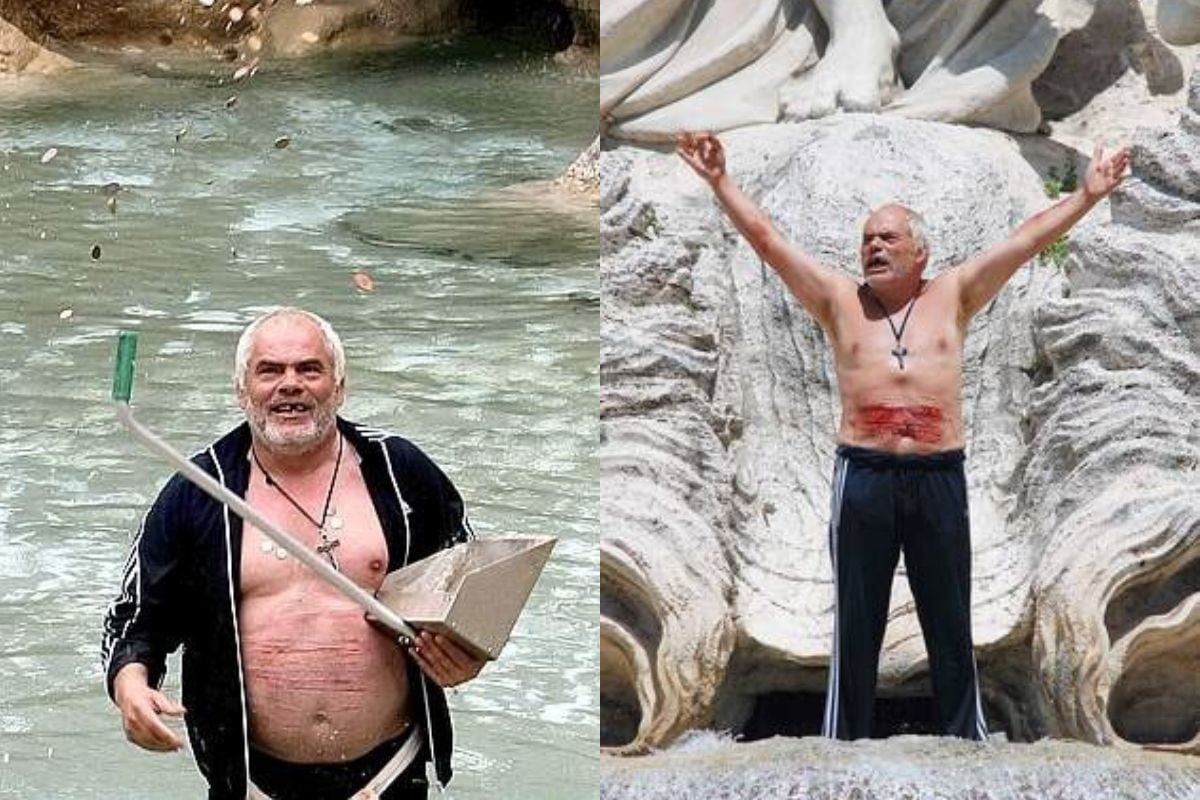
[839,402,964,453]
[239,595,411,763]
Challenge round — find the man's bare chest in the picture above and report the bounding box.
[240,475,390,599]
[834,285,964,373]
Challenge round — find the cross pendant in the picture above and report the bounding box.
[316,534,341,569]
[892,345,907,370]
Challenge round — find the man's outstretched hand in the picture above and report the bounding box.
[677,132,726,184]
[1082,145,1131,201]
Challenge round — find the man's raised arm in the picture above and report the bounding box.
[955,145,1130,320]
[677,132,850,329]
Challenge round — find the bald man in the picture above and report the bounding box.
[678,132,1129,740]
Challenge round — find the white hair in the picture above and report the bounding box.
[233,307,345,392]
[904,207,930,254]
[868,203,929,254]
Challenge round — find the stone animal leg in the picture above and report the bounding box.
[779,0,900,120]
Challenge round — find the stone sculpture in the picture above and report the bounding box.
[1028,65,1200,754]
[1158,0,1200,44]
[601,0,1097,141]
[600,73,1200,753]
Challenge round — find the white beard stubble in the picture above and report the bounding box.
[245,399,338,455]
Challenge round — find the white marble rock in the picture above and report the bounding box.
[601,0,1098,141]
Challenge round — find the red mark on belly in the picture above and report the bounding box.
[857,404,944,443]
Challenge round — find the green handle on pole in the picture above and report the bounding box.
[112,331,138,403]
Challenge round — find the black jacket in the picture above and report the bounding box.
[102,418,472,799]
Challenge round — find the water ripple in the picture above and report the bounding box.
[0,38,596,800]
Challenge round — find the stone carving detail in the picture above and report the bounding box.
[1028,65,1200,754]
[1158,0,1200,45]
[600,95,1200,752]
[601,0,1097,141]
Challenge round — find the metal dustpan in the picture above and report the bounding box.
[375,535,556,661]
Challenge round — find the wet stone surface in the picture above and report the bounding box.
[601,735,1200,800]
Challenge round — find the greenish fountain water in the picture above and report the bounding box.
[0,39,596,799]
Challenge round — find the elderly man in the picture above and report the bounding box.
[677,132,1128,740]
[102,308,484,799]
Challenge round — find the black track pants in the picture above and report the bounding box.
[821,445,987,741]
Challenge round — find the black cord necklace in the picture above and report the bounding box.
[864,283,921,370]
[252,434,344,570]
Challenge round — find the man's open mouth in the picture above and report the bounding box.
[270,402,311,416]
[866,254,889,272]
